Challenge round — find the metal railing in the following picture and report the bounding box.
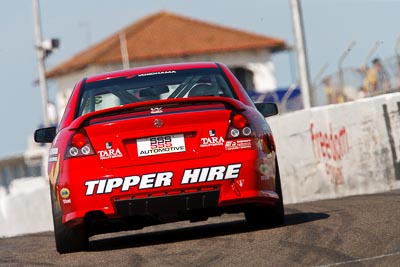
[315,55,400,106]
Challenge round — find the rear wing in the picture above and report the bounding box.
[68,97,249,130]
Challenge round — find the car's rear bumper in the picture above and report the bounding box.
[114,189,220,217]
[54,149,278,225]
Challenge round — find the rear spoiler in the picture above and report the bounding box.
[68,97,249,130]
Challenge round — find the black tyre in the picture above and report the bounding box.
[50,186,88,253]
[245,159,285,227]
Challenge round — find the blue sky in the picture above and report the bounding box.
[0,0,399,156]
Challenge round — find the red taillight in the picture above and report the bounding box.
[71,133,87,148]
[65,130,95,159]
[262,133,276,153]
[226,113,254,140]
[232,114,247,129]
[269,133,276,151]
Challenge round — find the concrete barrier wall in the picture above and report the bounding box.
[0,177,52,237]
[269,93,400,204]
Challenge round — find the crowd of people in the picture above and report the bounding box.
[323,57,397,104]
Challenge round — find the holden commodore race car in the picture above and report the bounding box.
[34,62,284,253]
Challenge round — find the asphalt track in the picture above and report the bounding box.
[1,190,399,267]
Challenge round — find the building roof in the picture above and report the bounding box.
[46,11,288,78]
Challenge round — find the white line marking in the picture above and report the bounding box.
[316,251,400,267]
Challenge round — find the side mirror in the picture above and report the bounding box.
[34,127,57,143]
[255,103,278,117]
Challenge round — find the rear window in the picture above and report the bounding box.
[77,68,237,117]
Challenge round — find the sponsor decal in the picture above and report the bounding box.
[236,179,244,187]
[49,155,60,187]
[181,164,242,184]
[48,156,58,162]
[137,134,185,157]
[48,147,59,162]
[209,130,216,137]
[200,136,224,148]
[151,107,163,114]
[139,146,185,156]
[49,154,61,208]
[98,148,123,160]
[49,147,58,156]
[60,188,70,199]
[62,199,72,204]
[106,142,112,149]
[85,172,174,195]
[138,70,176,77]
[225,139,252,150]
[258,154,275,179]
[84,163,242,195]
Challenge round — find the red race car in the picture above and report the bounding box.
[35,62,283,253]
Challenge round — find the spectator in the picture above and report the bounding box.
[323,77,335,104]
[322,77,344,104]
[357,85,369,99]
[363,58,391,93]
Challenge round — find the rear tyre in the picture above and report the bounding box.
[50,186,88,253]
[245,159,285,228]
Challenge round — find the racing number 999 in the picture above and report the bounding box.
[150,136,172,149]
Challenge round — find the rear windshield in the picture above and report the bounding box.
[77,68,237,117]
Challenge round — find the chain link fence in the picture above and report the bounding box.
[250,55,400,112]
[314,55,400,106]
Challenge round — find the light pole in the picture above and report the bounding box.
[338,40,356,101]
[33,0,49,127]
[312,63,328,89]
[289,0,312,108]
[119,31,130,69]
[364,41,381,67]
[33,0,59,127]
[395,34,400,59]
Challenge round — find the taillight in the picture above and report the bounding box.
[65,130,95,158]
[71,133,87,148]
[226,113,254,139]
[261,133,276,153]
[232,114,247,129]
[269,133,276,151]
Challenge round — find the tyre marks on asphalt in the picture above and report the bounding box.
[1,190,400,266]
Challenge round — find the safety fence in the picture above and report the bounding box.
[314,55,400,106]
